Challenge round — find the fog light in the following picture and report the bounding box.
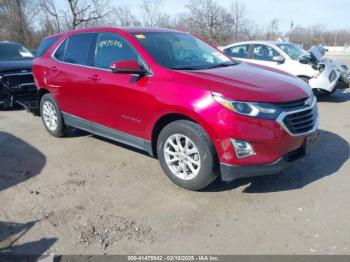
[231,139,255,159]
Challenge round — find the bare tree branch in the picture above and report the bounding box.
[140,0,164,27]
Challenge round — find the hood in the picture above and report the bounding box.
[0,60,33,73]
[171,62,311,102]
[308,45,349,72]
[308,45,330,62]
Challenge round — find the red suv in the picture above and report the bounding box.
[33,27,319,190]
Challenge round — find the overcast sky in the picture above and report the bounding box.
[58,0,350,32]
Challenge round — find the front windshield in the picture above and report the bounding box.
[277,43,306,60]
[134,32,236,70]
[0,43,34,61]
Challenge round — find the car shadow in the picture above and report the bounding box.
[0,132,46,192]
[58,127,152,157]
[317,89,350,103]
[0,220,56,256]
[63,128,90,138]
[0,105,24,112]
[204,130,349,193]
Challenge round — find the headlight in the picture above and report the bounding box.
[212,93,282,120]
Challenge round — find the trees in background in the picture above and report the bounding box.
[111,5,141,27]
[0,0,34,46]
[185,0,233,43]
[0,0,349,49]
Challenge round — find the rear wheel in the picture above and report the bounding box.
[157,120,218,191]
[40,93,67,137]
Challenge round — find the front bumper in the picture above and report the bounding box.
[220,157,289,181]
[220,142,311,181]
[0,72,37,108]
[220,127,319,182]
[309,64,340,93]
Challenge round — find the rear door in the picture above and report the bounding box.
[46,33,97,120]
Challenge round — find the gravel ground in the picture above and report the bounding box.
[0,58,349,255]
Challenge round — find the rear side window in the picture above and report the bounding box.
[64,33,96,66]
[54,39,67,61]
[224,45,250,58]
[95,33,138,69]
[36,36,59,57]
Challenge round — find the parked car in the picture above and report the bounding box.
[0,41,37,108]
[220,41,342,95]
[33,28,319,190]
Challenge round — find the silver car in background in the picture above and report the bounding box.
[220,41,345,95]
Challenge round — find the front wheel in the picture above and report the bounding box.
[157,120,219,191]
[40,93,67,137]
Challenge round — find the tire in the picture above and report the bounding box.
[40,93,67,137]
[157,120,219,191]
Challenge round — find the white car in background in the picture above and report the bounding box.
[219,41,344,95]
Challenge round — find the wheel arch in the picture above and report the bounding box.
[150,112,217,158]
[35,88,50,116]
[151,113,195,157]
[37,88,50,101]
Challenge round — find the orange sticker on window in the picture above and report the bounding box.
[135,34,146,39]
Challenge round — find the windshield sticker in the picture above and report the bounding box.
[19,51,33,58]
[99,40,123,48]
[135,34,146,39]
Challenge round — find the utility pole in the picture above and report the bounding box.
[334,31,338,46]
[288,20,294,42]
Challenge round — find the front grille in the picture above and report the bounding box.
[1,72,36,95]
[329,71,337,83]
[275,97,308,111]
[282,106,317,135]
[2,72,34,87]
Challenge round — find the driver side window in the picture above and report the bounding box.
[252,44,280,61]
[95,33,138,69]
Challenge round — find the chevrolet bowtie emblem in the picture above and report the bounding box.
[305,97,313,106]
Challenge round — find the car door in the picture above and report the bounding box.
[88,31,151,139]
[46,33,97,121]
[249,44,285,69]
[223,44,251,62]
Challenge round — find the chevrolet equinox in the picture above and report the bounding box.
[33,27,319,190]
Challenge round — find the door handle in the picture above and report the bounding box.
[51,66,57,72]
[88,74,100,81]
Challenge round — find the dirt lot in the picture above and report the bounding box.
[0,58,349,255]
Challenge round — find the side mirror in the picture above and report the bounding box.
[110,60,147,76]
[272,56,285,64]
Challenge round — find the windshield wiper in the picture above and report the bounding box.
[171,66,199,70]
[171,62,239,71]
[206,62,238,69]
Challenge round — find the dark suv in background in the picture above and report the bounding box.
[0,41,36,108]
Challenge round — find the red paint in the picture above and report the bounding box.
[110,60,141,72]
[33,27,313,166]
